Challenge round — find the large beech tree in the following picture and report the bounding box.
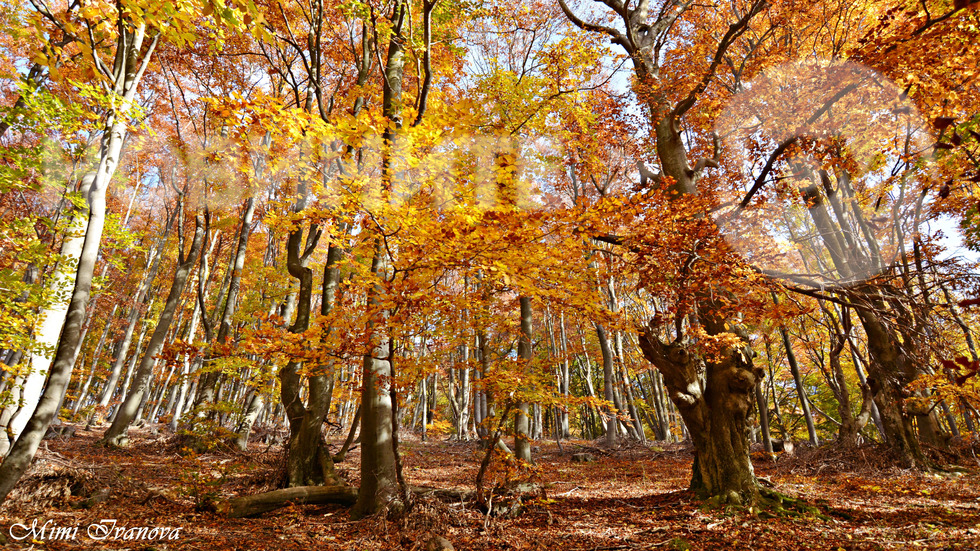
[560,0,771,504]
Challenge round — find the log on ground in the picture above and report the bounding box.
[221,485,357,518]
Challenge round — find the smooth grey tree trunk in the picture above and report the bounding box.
[352,241,399,518]
[514,296,533,462]
[0,22,158,503]
[595,322,618,447]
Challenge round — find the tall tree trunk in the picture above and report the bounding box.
[275,74,340,482]
[0,22,157,501]
[111,318,150,423]
[454,291,472,441]
[515,296,533,462]
[1,174,92,447]
[352,241,399,518]
[856,307,928,463]
[353,3,408,517]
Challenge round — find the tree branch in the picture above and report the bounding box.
[557,0,630,49]
[412,0,437,127]
[672,0,766,118]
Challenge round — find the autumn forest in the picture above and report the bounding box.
[1,0,980,549]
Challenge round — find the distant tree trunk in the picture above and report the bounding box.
[608,278,644,441]
[578,331,602,438]
[190,196,255,427]
[169,229,217,432]
[454,319,472,441]
[755,381,773,454]
[638,371,667,440]
[820,309,874,446]
[234,385,266,450]
[93,229,169,421]
[781,326,819,446]
[111,318,151,424]
[544,309,566,444]
[845,331,886,438]
[71,305,114,416]
[802,183,927,467]
[474,331,488,439]
[595,322,618,447]
[557,313,571,438]
[419,376,428,440]
[616,333,644,441]
[101,210,204,446]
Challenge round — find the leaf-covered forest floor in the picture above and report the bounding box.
[3,425,980,550]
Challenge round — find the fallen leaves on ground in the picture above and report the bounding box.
[2,426,980,550]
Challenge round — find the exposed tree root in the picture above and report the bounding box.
[756,488,827,519]
[701,486,827,520]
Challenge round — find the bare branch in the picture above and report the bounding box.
[412,0,437,127]
[557,0,629,49]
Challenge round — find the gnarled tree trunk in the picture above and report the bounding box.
[638,318,763,504]
[560,0,769,505]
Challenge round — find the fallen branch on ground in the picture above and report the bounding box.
[220,485,357,518]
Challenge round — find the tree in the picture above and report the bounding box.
[560,0,772,505]
[0,0,254,504]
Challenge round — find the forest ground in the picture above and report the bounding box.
[2,425,980,550]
